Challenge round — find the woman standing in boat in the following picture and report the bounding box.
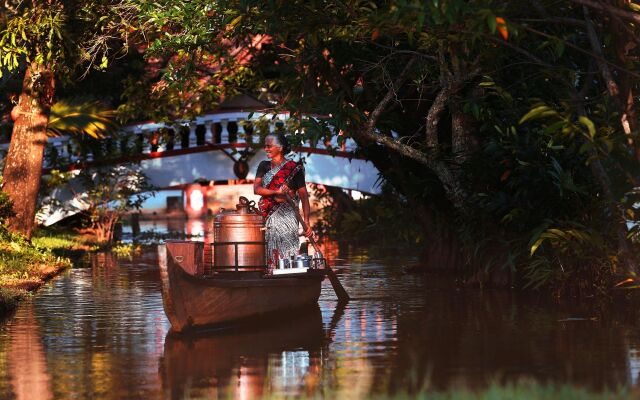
[254,133,313,268]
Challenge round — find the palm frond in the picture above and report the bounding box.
[47,97,118,139]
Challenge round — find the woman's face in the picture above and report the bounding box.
[264,136,282,159]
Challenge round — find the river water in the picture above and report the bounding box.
[0,223,639,398]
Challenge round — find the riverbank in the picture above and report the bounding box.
[0,228,96,315]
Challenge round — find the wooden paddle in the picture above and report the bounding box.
[283,192,350,303]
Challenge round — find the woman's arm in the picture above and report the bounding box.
[253,178,278,197]
[297,185,313,237]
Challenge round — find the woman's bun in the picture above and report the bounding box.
[268,132,292,154]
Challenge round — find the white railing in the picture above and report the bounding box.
[0,111,358,170]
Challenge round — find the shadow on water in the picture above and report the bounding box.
[384,283,636,392]
[160,305,326,399]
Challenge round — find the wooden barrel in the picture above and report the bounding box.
[213,198,266,271]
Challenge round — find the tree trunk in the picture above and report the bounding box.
[3,64,55,239]
[451,105,478,163]
[425,88,449,149]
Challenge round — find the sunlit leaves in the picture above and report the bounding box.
[0,1,142,78]
[529,223,604,257]
[0,4,66,76]
[47,98,119,139]
[519,105,560,124]
[518,102,620,162]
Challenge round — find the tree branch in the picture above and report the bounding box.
[426,88,449,148]
[519,24,640,79]
[583,5,639,156]
[513,17,587,27]
[571,0,640,24]
[352,55,471,211]
[363,56,417,135]
[483,35,552,68]
[583,6,621,99]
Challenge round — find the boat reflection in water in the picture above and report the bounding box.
[160,305,324,399]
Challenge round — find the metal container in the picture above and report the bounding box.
[312,253,326,269]
[213,197,265,271]
[295,255,312,269]
[277,258,290,269]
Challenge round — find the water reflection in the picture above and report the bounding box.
[7,303,53,400]
[0,239,639,398]
[160,306,324,399]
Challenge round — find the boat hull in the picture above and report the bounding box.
[159,242,324,332]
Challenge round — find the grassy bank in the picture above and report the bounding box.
[0,228,95,315]
[32,227,99,256]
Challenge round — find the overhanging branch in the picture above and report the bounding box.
[364,57,417,136]
[571,0,640,24]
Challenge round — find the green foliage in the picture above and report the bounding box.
[125,0,640,294]
[0,1,140,77]
[112,242,142,258]
[313,184,423,248]
[0,225,74,314]
[0,4,66,75]
[31,228,99,253]
[77,165,155,243]
[0,226,71,286]
[42,165,155,243]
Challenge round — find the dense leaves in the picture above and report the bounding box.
[120,0,640,293]
[2,0,639,293]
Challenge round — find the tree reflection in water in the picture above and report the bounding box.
[7,302,53,400]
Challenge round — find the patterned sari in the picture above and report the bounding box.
[258,159,304,267]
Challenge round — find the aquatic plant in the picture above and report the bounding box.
[111,242,142,258]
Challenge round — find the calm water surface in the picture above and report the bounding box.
[1,223,640,398]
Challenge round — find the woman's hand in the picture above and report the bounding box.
[272,186,292,203]
[303,222,315,239]
[277,185,292,197]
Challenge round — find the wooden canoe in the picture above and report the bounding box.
[159,241,325,332]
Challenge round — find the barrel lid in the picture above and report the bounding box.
[214,196,263,222]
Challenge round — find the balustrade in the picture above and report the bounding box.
[0,111,358,170]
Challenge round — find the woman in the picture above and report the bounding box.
[254,133,313,268]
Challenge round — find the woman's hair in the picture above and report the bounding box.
[266,132,292,154]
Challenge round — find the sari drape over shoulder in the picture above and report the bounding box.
[257,160,304,268]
